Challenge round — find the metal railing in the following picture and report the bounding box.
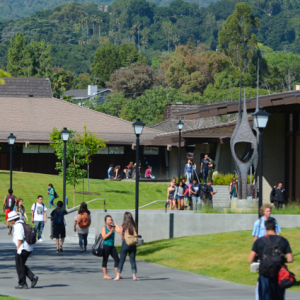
[67,198,106,213]
[130,200,167,213]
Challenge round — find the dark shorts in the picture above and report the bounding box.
[53,224,66,239]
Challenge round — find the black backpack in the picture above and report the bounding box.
[200,184,209,199]
[6,195,16,210]
[92,234,104,257]
[53,209,64,225]
[259,237,285,278]
[18,221,37,245]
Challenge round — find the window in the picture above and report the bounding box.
[96,147,108,154]
[39,145,54,153]
[144,147,159,155]
[108,146,124,154]
[23,145,39,153]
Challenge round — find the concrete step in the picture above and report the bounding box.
[65,228,96,244]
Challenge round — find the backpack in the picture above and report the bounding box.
[92,234,104,257]
[53,209,64,225]
[259,237,285,278]
[6,195,16,210]
[77,212,90,228]
[200,184,209,199]
[54,191,59,199]
[125,228,138,246]
[278,266,296,289]
[17,221,36,245]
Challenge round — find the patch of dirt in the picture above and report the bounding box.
[76,192,100,195]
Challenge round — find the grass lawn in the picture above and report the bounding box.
[0,170,168,217]
[0,296,23,300]
[136,228,300,291]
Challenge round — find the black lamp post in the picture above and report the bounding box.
[252,107,271,218]
[60,128,70,209]
[7,133,16,190]
[132,118,145,232]
[177,120,184,184]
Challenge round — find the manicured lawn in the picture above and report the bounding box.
[0,170,168,216]
[136,228,300,291]
[0,296,23,300]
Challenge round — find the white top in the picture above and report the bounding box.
[31,203,47,222]
[13,220,33,254]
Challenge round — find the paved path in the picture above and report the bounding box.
[1,224,299,300]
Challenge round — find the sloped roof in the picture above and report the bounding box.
[0,78,53,98]
[0,97,162,144]
[64,88,111,98]
[163,103,206,121]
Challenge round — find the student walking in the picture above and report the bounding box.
[167,182,176,210]
[3,188,17,235]
[203,180,217,208]
[101,215,120,279]
[252,204,281,241]
[51,201,67,253]
[184,159,194,184]
[74,202,91,253]
[248,219,293,300]
[8,211,38,289]
[114,212,138,281]
[190,179,202,210]
[174,181,185,210]
[48,184,57,208]
[31,196,47,242]
[14,199,28,222]
[271,182,286,209]
[200,154,210,184]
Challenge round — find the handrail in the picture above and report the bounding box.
[130,200,167,213]
[67,198,106,213]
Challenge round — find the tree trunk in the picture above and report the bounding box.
[73,184,76,208]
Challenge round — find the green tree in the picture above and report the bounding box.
[218,3,259,72]
[50,69,78,98]
[0,69,11,84]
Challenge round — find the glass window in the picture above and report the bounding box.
[144,147,159,155]
[23,145,39,153]
[39,145,54,153]
[96,147,108,154]
[108,146,124,154]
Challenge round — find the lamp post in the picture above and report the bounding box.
[7,133,16,190]
[60,128,70,209]
[132,118,145,232]
[252,107,271,218]
[177,120,184,184]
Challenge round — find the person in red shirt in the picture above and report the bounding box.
[2,188,17,235]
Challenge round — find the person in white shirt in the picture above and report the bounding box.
[31,195,47,242]
[7,211,38,289]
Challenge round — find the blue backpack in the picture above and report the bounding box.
[53,209,64,225]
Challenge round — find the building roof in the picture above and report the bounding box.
[173,91,300,119]
[64,88,111,99]
[0,97,162,144]
[0,78,53,98]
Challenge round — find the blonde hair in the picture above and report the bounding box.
[260,204,272,216]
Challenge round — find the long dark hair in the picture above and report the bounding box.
[16,198,24,211]
[122,212,137,235]
[78,202,90,215]
[55,201,63,216]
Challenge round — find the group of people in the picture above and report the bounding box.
[107,162,141,179]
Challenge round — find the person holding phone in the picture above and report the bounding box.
[101,215,120,280]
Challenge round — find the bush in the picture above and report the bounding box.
[213,173,254,185]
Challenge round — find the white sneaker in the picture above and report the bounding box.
[38,239,43,242]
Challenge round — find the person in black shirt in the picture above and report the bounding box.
[207,158,215,182]
[271,182,285,209]
[200,154,210,184]
[204,180,217,208]
[248,219,293,300]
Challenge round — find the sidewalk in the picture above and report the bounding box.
[1,223,299,300]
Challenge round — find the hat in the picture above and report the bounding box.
[7,211,19,222]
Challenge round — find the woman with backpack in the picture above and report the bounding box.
[14,198,28,222]
[48,183,57,208]
[101,215,120,280]
[50,201,67,253]
[114,212,138,281]
[74,202,91,253]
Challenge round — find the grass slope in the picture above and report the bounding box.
[137,228,300,291]
[0,171,168,215]
[0,296,23,300]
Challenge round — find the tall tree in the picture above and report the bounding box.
[0,69,11,84]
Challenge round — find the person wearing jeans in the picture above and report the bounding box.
[190,179,202,210]
[31,195,47,242]
[34,221,45,240]
[200,154,210,184]
[48,184,57,209]
[78,234,88,250]
[184,159,194,184]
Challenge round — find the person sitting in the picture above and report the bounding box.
[127,161,133,169]
[229,178,237,199]
[230,181,239,200]
[108,164,114,179]
[126,166,133,178]
[145,166,153,179]
[113,165,121,179]
[118,167,127,179]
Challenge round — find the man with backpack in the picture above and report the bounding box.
[31,195,47,242]
[7,211,38,289]
[3,189,17,235]
[252,204,281,242]
[201,180,217,208]
[248,219,293,300]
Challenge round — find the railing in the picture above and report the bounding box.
[67,198,106,213]
[130,200,167,213]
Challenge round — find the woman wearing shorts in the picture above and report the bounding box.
[174,181,185,210]
[167,182,176,210]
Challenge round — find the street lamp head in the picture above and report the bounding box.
[7,133,16,145]
[60,127,70,142]
[132,118,145,136]
[177,120,184,131]
[252,107,271,129]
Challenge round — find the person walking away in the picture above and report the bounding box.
[204,180,217,208]
[3,188,17,235]
[271,182,285,209]
[184,159,194,184]
[14,198,28,222]
[230,181,239,200]
[48,184,57,209]
[101,215,120,279]
[8,211,38,289]
[113,165,121,179]
[31,195,47,242]
[190,179,202,211]
[114,212,138,281]
[207,158,215,182]
[108,164,114,179]
[51,201,67,253]
[252,204,281,241]
[174,181,185,210]
[166,182,176,210]
[74,202,91,253]
[200,154,210,184]
[248,219,293,300]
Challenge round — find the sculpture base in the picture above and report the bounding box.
[229,199,258,212]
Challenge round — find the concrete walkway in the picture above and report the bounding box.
[1,223,299,300]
